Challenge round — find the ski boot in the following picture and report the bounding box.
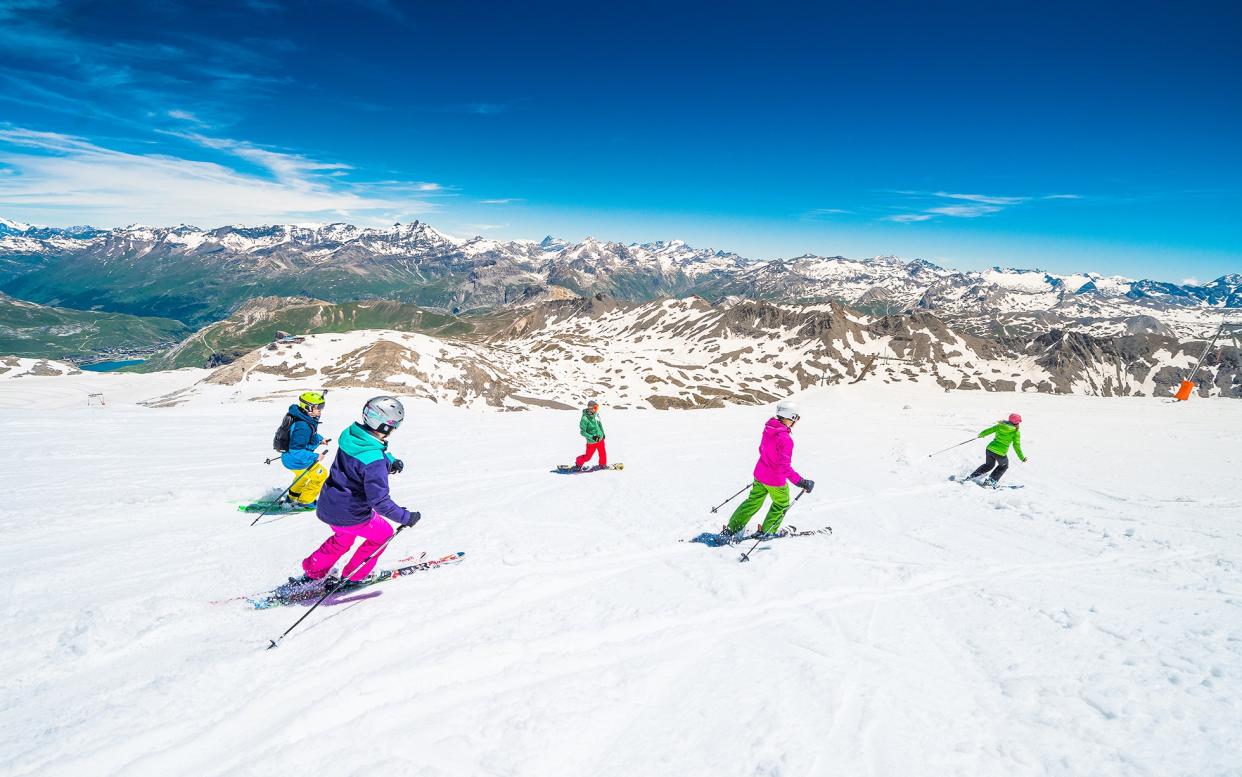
[330,572,382,592]
[270,572,324,598]
[752,525,790,540]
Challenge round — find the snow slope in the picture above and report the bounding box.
[0,364,205,405]
[0,355,80,380]
[0,377,1238,776]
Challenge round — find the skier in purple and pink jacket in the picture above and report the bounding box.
[297,396,421,591]
[723,400,815,539]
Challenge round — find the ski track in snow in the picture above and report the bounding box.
[0,377,1239,776]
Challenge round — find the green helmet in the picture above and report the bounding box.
[298,391,326,411]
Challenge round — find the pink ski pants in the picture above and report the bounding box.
[302,513,394,581]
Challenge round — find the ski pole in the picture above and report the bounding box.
[267,525,406,650]
[739,489,807,563]
[926,437,976,458]
[250,448,329,527]
[710,483,752,513]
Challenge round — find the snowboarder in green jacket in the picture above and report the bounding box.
[969,413,1028,485]
[573,400,606,471]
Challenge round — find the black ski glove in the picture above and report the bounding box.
[401,511,421,527]
[796,478,815,493]
[389,458,404,474]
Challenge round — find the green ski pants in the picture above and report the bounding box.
[727,480,791,534]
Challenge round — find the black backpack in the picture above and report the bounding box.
[273,413,297,452]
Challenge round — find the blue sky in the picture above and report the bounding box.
[0,0,1239,281]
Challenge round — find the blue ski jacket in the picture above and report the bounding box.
[280,404,325,470]
[317,423,416,528]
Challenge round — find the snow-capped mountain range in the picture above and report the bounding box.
[1,218,1238,336]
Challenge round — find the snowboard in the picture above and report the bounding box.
[948,474,1024,490]
[553,463,624,474]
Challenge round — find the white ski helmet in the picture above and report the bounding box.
[361,395,405,434]
[775,400,800,421]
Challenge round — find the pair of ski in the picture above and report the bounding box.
[237,499,314,514]
[219,551,466,609]
[682,524,834,549]
[553,463,625,474]
[948,474,1024,490]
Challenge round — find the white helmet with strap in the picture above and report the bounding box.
[775,400,800,420]
[361,395,405,434]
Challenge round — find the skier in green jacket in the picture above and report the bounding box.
[969,413,1028,485]
[572,400,607,471]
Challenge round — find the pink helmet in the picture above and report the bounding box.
[1008,413,1022,425]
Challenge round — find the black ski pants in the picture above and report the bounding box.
[970,450,1009,482]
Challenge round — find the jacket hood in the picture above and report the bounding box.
[337,422,390,465]
[764,417,789,434]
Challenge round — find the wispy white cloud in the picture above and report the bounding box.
[0,127,441,227]
[480,198,523,205]
[803,208,853,220]
[364,180,447,194]
[466,223,509,231]
[165,109,213,129]
[925,204,1003,218]
[166,130,352,183]
[0,3,295,131]
[0,0,56,21]
[882,190,1079,223]
[932,192,1030,206]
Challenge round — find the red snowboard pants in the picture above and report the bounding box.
[575,439,607,468]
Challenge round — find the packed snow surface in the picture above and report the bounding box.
[0,374,1239,776]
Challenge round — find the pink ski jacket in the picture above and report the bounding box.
[753,417,801,487]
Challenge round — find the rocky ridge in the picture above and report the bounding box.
[161,296,1240,409]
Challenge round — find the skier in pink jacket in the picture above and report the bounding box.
[723,400,815,539]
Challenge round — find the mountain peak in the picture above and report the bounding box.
[905,257,944,272]
[0,217,34,233]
